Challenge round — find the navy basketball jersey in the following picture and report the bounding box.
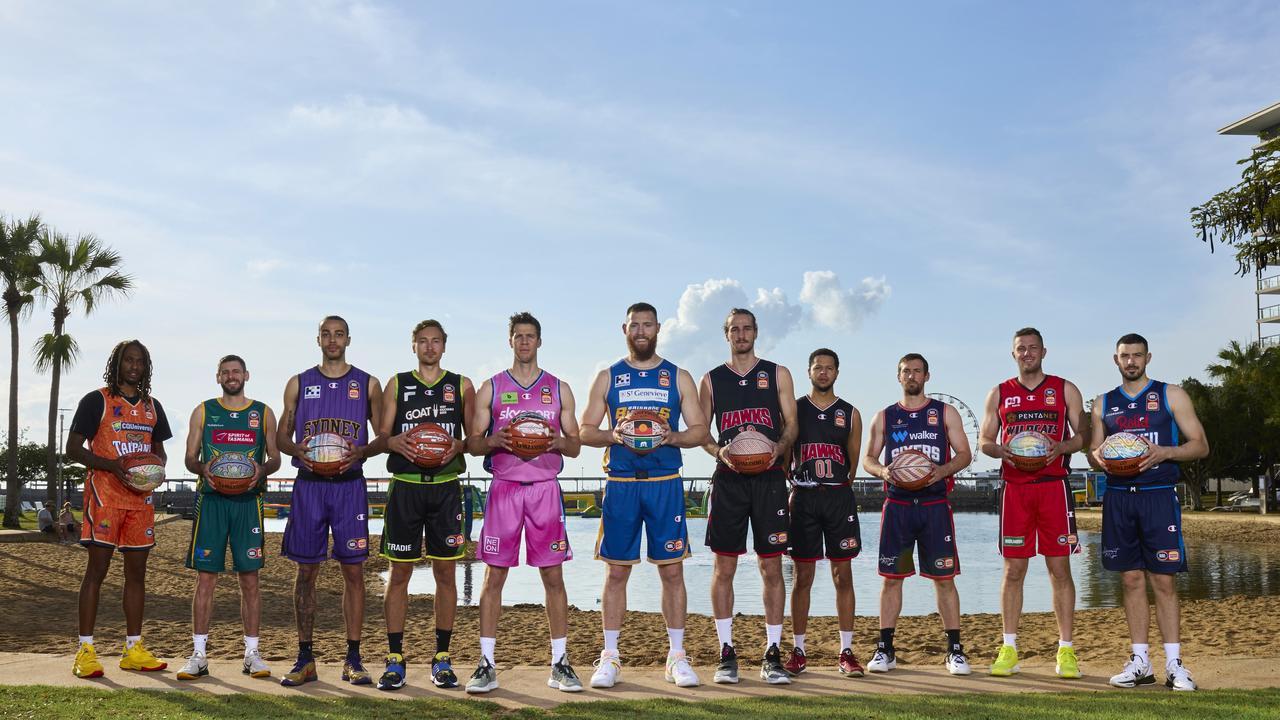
[881,398,952,500]
[793,396,854,487]
[603,359,683,479]
[708,360,783,446]
[1100,380,1180,487]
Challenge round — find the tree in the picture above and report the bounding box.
[0,432,84,508]
[1192,341,1280,505]
[0,213,43,529]
[32,230,132,507]
[1191,137,1280,276]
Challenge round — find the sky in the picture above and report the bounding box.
[1,1,1277,480]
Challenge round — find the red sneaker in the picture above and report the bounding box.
[783,647,807,676]
[839,648,864,677]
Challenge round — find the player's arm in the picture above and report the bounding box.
[277,375,314,472]
[773,365,800,465]
[1049,380,1087,460]
[356,375,384,460]
[667,368,710,448]
[260,406,282,477]
[372,374,404,457]
[697,372,734,467]
[861,410,889,481]
[1087,394,1106,470]
[978,385,1010,463]
[554,380,582,458]
[467,378,507,455]
[844,406,864,481]
[439,377,475,465]
[183,404,205,477]
[1139,384,1209,471]
[933,404,972,483]
[577,369,614,448]
[65,391,129,482]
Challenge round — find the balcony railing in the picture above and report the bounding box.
[1261,305,1280,321]
[1260,276,1280,292]
[1262,335,1280,349]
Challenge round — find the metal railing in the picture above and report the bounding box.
[1259,276,1280,292]
[1261,305,1280,321]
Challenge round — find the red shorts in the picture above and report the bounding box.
[998,478,1078,558]
[82,503,156,551]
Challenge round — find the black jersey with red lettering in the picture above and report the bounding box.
[709,360,783,447]
[998,374,1070,483]
[793,396,854,487]
[882,398,952,500]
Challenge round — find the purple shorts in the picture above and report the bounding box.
[281,477,370,564]
[479,479,570,568]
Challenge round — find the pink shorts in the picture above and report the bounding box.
[478,479,571,567]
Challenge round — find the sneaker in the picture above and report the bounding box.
[1108,654,1155,688]
[990,644,1019,677]
[431,651,458,689]
[73,643,104,679]
[378,652,406,691]
[946,649,972,675]
[760,644,792,685]
[1165,659,1196,691]
[342,655,372,685]
[867,647,896,673]
[713,643,739,684]
[280,656,317,686]
[783,647,807,676]
[119,641,167,672]
[548,654,584,693]
[243,649,271,678]
[665,651,700,687]
[465,658,498,694]
[590,649,621,688]
[838,648,865,677]
[176,652,209,680]
[1055,646,1081,679]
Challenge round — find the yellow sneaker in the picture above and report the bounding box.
[1056,645,1081,679]
[73,643,105,678]
[119,640,168,672]
[989,644,1020,676]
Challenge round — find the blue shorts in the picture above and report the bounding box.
[595,476,690,565]
[281,477,370,564]
[1101,485,1187,573]
[877,497,959,579]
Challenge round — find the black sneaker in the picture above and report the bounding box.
[760,644,792,685]
[714,643,739,684]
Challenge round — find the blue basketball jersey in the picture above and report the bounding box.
[1100,380,1180,487]
[882,398,952,500]
[603,359,683,479]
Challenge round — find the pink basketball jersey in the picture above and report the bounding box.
[485,370,563,482]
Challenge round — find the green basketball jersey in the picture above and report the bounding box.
[200,399,268,495]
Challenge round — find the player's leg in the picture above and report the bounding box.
[705,469,749,684]
[1141,490,1193,690]
[238,570,269,677]
[749,470,790,684]
[824,486,862,676]
[524,483,580,692]
[1037,479,1080,678]
[871,500,912,673]
[329,478,371,685]
[786,488,821,675]
[180,492,223,678]
[1102,491,1156,688]
[118,547,165,672]
[468,480,519,694]
[225,493,268,677]
[918,501,967,675]
[592,480,641,688]
[423,480,464,689]
[73,540,114,678]
[645,477,697,686]
[178,570,218,680]
[280,478,327,686]
[994,481,1034,675]
[378,478,426,690]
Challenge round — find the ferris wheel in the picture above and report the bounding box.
[926,392,980,475]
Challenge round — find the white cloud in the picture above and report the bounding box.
[799,271,890,333]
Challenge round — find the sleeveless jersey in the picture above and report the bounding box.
[881,398,953,500]
[292,365,371,481]
[484,370,563,482]
[86,388,162,510]
[603,358,683,479]
[708,360,783,450]
[1100,379,1180,487]
[998,375,1071,483]
[199,399,268,495]
[793,396,855,487]
[386,369,467,481]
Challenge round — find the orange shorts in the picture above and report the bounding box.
[82,503,156,551]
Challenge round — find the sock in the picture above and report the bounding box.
[551,637,567,665]
[299,641,314,658]
[839,630,853,652]
[1059,640,1073,649]
[765,624,782,649]
[1132,643,1150,665]
[480,637,496,665]
[346,639,360,658]
[793,633,806,653]
[878,627,896,653]
[1164,643,1181,665]
[1003,633,1017,649]
[126,635,140,649]
[603,629,620,653]
[193,634,208,655]
[436,628,452,654]
[388,632,404,655]
[946,629,962,653]
[667,628,684,654]
[244,636,259,654]
[78,635,93,647]
[715,617,733,648]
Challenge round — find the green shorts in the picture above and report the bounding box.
[185,492,265,573]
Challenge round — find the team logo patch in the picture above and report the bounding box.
[664,539,685,552]
[838,537,859,550]
[1044,388,1057,406]
[767,532,787,545]
[934,557,955,569]
[348,380,361,399]
[614,373,631,388]
[1156,549,1181,562]
[444,386,456,403]
[927,408,939,426]
[1066,534,1078,544]
[541,386,553,404]
[246,547,263,559]
[483,536,501,554]
[99,519,111,529]
[835,409,847,427]
[304,385,321,400]
[659,369,671,388]
[346,537,368,550]
[198,548,211,558]
[1146,391,1160,412]
[756,371,769,389]
[144,527,154,537]
[1103,547,1119,559]
[445,534,464,547]
[550,539,568,553]
[1057,534,1068,545]
[248,409,261,429]
[1003,536,1025,547]
[500,392,519,405]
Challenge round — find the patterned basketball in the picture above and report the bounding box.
[727,430,775,475]
[1100,431,1149,478]
[403,422,454,468]
[617,409,668,454]
[887,449,935,491]
[207,451,259,496]
[1007,430,1052,474]
[120,452,165,494]
[304,432,350,477]
[508,411,554,459]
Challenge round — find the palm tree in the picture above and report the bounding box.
[1,214,43,529]
[1206,339,1262,383]
[32,230,132,507]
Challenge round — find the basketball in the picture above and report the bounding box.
[120,452,165,494]
[1007,430,1053,473]
[1100,431,1149,477]
[207,451,259,496]
[508,411,554,459]
[617,409,668,454]
[888,449,935,491]
[726,430,775,475]
[403,422,454,468]
[304,432,350,477]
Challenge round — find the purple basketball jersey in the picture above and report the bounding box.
[293,365,372,481]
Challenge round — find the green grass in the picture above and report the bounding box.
[2,685,1278,719]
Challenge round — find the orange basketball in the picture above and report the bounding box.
[508,412,554,460]
[617,409,669,454]
[403,422,454,468]
[207,452,259,496]
[304,432,350,477]
[888,449,935,491]
[727,430,775,475]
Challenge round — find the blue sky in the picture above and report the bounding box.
[1,1,1277,479]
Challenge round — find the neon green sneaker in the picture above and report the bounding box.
[989,644,1019,676]
[1056,645,1081,679]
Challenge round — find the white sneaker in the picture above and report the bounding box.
[589,649,621,688]
[243,649,271,678]
[867,648,896,673]
[1165,659,1196,691]
[1108,654,1155,688]
[945,650,972,676]
[665,651,700,688]
[176,652,208,680]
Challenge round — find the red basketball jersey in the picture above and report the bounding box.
[997,375,1070,483]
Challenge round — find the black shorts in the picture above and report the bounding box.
[705,467,789,557]
[380,478,464,562]
[788,484,862,562]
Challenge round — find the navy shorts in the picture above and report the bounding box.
[281,477,370,564]
[1101,486,1187,573]
[877,498,959,579]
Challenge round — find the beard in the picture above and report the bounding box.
[220,381,243,396]
[1121,366,1144,380]
[812,381,833,393]
[903,381,923,397]
[627,335,657,362]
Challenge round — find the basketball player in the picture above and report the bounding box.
[68,340,172,678]
[784,348,864,678]
[579,302,709,689]
[862,353,973,675]
[276,316,383,686]
[371,320,474,690]
[698,308,799,685]
[1090,333,1207,691]
[177,354,281,680]
[978,328,1085,679]
[464,312,583,694]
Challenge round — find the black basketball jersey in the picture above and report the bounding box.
[709,359,783,445]
[793,396,854,487]
[386,369,466,479]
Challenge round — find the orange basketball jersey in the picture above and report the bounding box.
[85,388,161,510]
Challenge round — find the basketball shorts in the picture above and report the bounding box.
[788,484,862,562]
[998,478,1080,558]
[81,498,155,551]
[1101,486,1187,573]
[705,467,789,557]
[479,479,571,568]
[878,497,959,579]
[281,477,370,565]
[186,492,265,573]
[596,476,690,565]
[380,477,465,562]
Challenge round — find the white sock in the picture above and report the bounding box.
[603,629,620,653]
[839,631,853,652]
[766,624,782,649]
[1164,643,1181,664]
[78,635,93,647]
[793,633,806,653]
[244,636,259,654]
[480,637,496,665]
[1059,640,1073,649]
[126,635,141,649]
[667,628,684,654]
[551,637,567,665]
[1132,643,1150,665]
[715,617,733,648]
[193,634,207,655]
[1003,633,1017,649]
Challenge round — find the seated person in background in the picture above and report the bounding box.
[61,503,78,541]
[38,506,55,534]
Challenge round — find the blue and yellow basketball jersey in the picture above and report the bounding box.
[1100,380,1180,487]
[603,359,682,479]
